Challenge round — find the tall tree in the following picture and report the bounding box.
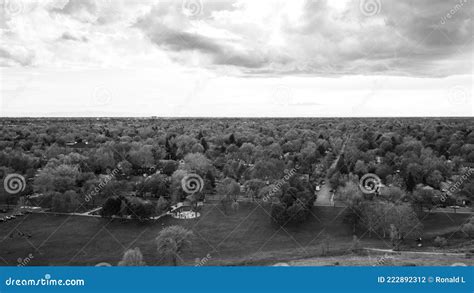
[118,247,146,266]
[156,226,193,266]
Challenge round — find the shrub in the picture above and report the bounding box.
[434,236,448,247]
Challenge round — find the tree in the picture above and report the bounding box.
[141,174,169,198]
[298,142,319,173]
[216,178,240,201]
[126,197,154,220]
[118,160,133,176]
[338,181,363,204]
[359,200,422,240]
[412,187,435,212]
[128,144,155,170]
[91,147,116,173]
[118,247,146,266]
[252,159,285,180]
[244,179,266,201]
[379,186,404,202]
[405,172,416,192]
[101,196,123,217]
[51,190,80,212]
[174,135,198,159]
[156,226,193,266]
[329,171,343,190]
[375,164,392,180]
[354,160,368,176]
[182,153,213,176]
[286,200,307,223]
[239,142,256,162]
[157,160,179,176]
[335,154,349,174]
[426,170,443,189]
[156,196,169,215]
[34,163,81,193]
[170,169,188,204]
[270,203,288,225]
[384,202,423,240]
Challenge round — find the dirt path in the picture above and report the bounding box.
[364,247,467,257]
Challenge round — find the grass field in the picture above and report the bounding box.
[284,251,474,266]
[0,203,471,266]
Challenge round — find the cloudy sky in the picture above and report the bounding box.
[0,0,472,117]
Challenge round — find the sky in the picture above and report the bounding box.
[0,0,472,117]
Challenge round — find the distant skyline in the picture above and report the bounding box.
[0,0,472,117]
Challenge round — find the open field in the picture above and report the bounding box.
[0,203,471,266]
[284,251,474,266]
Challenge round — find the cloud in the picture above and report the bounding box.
[0,0,472,77]
[132,0,472,76]
[0,46,35,66]
[60,32,88,42]
[134,1,270,69]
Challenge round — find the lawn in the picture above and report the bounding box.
[0,203,471,266]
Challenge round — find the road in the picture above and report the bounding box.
[314,183,334,206]
[314,135,350,207]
